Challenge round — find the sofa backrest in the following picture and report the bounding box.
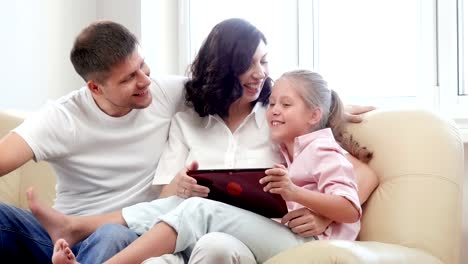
[346,109,463,264]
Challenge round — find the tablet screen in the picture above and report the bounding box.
[188,168,288,218]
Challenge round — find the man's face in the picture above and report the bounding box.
[91,46,152,117]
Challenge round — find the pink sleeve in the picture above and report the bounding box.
[313,143,362,217]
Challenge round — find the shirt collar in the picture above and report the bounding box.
[203,101,266,128]
[252,102,267,128]
[279,128,335,165]
[295,127,334,149]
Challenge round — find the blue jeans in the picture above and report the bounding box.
[0,203,138,263]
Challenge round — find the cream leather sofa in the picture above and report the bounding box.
[0,103,463,263]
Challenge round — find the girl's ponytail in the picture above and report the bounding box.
[326,90,344,140]
[328,90,373,163]
[330,91,373,162]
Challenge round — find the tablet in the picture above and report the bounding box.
[187,168,288,218]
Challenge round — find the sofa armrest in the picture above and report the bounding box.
[264,240,443,264]
[0,110,56,208]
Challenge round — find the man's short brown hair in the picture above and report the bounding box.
[70,20,138,83]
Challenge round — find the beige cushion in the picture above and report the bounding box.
[265,109,463,264]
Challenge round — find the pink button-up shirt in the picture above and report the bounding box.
[279,128,361,240]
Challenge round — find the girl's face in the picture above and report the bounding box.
[267,78,319,144]
[238,40,269,104]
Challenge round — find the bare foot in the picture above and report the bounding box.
[52,238,79,264]
[26,187,82,247]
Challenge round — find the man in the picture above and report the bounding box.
[0,20,259,264]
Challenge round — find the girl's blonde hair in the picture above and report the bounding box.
[279,70,372,163]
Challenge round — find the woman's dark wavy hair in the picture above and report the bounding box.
[185,18,272,118]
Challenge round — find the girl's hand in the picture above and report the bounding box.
[281,207,332,237]
[172,161,210,198]
[261,164,298,201]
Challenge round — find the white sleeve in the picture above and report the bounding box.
[151,75,188,117]
[13,102,75,162]
[152,114,189,185]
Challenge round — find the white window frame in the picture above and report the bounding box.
[438,0,468,140]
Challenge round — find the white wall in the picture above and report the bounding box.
[46,0,97,100]
[0,0,149,111]
[0,0,94,110]
[96,0,141,39]
[141,0,179,76]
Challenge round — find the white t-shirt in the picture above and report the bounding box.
[14,76,186,216]
[153,103,284,185]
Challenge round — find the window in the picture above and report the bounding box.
[302,0,433,107]
[179,0,466,120]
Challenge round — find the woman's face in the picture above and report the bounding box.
[238,40,269,104]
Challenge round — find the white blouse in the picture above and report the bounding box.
[153,102,283,185]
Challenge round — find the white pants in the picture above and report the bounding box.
[142,232,256,264]
[123,196,256,264]
[157,197,315,263]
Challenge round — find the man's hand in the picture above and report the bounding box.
[167,161,210,198]
[281,207,332,237]
[344,105,376,123]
